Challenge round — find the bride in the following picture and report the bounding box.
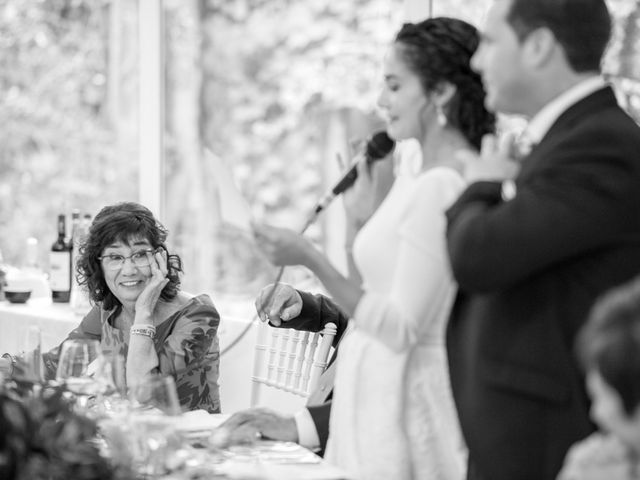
[253,17,495,480]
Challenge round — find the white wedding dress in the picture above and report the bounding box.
[324,166,467,480]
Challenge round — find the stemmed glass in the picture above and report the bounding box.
[55,338,103,408]
[129,374,181,415]
[128,375,181,475]
[91,351,130,417]
[19,325,45,382]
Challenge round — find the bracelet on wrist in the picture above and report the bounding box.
[130,324,156,339]
[2,353,16,376]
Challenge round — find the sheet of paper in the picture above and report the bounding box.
[205,148,253,233]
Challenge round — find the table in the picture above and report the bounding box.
[0,298,306,414]
[99,410,351,480]
[178,412,349,479]
[0,298,79,352]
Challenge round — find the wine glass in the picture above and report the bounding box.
[91,351,131,417]
[128,375,181,475]
[88,350,125,396]
[129,374,181,415]
[55,338,102,408]
[19,325,45,382]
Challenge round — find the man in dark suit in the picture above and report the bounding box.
[216,284,348,455]
[445,1,640,479]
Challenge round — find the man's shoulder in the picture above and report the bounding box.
[543,88,640,156]
[559,86,637,132]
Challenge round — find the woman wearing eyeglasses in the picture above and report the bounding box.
[1,202,221,413]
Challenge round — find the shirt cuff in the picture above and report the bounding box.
[294,408,321,452]
[501,179,517,201]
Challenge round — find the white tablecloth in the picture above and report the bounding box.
[105,411,351,479]
[0,298,305,414]
[0,298,79,352]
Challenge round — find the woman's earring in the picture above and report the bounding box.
[436,105,448,127]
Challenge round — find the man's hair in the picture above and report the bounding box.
[576,276,640,415]
[506,0,611,72]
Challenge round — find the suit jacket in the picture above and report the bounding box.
[271,289,349,454]
[445,86,640,480]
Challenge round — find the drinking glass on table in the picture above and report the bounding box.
[55,339,103,408]
[19,325,45,382]
[128,375,181,475]
[129,374,181,415]
[91,351,131,416]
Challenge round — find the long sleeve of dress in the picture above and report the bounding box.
[155,296,221,413]
[354,168,465,352]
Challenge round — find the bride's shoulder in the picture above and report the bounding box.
[415,164,465,190]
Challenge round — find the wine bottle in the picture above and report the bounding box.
[50,214,72,303]
[70,209,81,251]
[69,209,81,305]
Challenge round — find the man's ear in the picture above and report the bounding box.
[521,27,557,69]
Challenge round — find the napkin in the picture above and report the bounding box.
[175,410,230,434]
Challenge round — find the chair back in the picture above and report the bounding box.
[250,321,337,407]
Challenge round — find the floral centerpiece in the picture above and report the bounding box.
[0,377,133,480]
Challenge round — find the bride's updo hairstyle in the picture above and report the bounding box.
[394,17,495,150]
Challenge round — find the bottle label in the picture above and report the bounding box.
[49,251,71,291]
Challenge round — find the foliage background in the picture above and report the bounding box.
[0,0,638,302]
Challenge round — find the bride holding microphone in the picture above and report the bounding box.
[252,16,495,480]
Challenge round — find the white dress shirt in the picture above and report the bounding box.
[294,408,322,451]
[502,76,607,202]
[525,76,607,144]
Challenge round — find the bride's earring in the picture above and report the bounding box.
[436,105,448,127]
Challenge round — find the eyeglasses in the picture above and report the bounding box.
[98,249,156,270]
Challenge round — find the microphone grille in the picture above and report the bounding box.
[366,131,395,160]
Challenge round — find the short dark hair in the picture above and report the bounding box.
[576,276,640,416]
[76,202,183,311]
[506,0,611,72]
[395,17,495,150]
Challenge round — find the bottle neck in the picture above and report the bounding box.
[56,215,67,241]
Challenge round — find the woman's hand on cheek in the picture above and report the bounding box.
[134,249,169,323]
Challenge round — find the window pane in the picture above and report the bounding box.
[161,0,405,300]
[0,0,139,267]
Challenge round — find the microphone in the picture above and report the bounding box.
[313,131,395,215]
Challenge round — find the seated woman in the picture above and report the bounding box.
[557,276,640,479]
[1,202,221,413]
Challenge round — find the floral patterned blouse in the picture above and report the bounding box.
[43,294,221,413]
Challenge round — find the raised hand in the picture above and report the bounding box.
[0,357,12,377]
[557,433,635,480]
[457,132,521,183]
[134,248,169,323]
[254,283,303,326]
[342,152,395,230]
[252,223,315,268]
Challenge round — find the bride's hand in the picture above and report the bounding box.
[342,153,394,229]
[252,224,315,267]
